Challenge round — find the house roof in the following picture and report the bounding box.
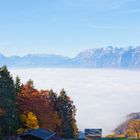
[20,128,56,140]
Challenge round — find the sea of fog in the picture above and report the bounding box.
[10,68,140,135]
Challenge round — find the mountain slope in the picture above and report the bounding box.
[73,46,140,69]
[114,112,140,135]
[0,46,140,69]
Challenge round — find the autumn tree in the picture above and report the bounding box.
[125,119,140,138]
[21,112,39,129]
[0,66,78,138]
[17,112,39,134]
[17,81,61,132]
[0,66,17,135]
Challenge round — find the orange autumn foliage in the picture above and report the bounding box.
[16,81,61,132]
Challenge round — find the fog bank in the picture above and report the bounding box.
[10,68,140,135]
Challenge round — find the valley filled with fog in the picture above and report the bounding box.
[10,68,140,135]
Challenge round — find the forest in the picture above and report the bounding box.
[0,65,78,139]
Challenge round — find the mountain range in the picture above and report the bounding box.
[0,46,140,69]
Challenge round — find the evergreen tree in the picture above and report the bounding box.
[0,127,3,140]
[48,89,61,133]
[0,66,17,135]
[14,76,22,133]
[26,79,34,88]
[48,89,58,111]
[15,76,21,94]
[57,89,78,138]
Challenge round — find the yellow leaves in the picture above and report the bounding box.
[26,112,39,129]
[17,112,39,134]
[125,119,140,138]
[21,112,39,129]
[110,119,140,138]
[106,134,125,138]
[106,133,126,138]
[128,119,140,129]
[106,134,115,138]
[115,134,125,138]
[17,128,27,134]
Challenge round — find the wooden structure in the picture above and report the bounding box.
[85,129,102,140]
[17,128,61,140]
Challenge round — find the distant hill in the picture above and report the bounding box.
[0,46,140,69]
[114,112,140,135]
[0,54,70,68]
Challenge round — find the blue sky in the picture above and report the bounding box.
[0,0,140,57]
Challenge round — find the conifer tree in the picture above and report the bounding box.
[48,89,61,133]
[14,76,22,133]
[48,89,58,111]
[0,66,17,135]
[15,76,21,94]
[57,89,78,138]
[0,127,3,140]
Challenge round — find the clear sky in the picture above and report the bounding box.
[0,0,140,57]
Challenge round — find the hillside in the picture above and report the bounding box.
[114,112,140,135]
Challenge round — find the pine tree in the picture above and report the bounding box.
[48,89,58,111]
[57,89,78,138]
[0,127,3,140]
[48,89,61,133]
[0,65,17,135]
[15,76,21,94]
[14,76,22,133]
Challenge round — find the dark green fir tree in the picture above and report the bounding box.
[0,66,17,136]
[15,76,21,94]
[0,127,3,140]
[57,89,78,138]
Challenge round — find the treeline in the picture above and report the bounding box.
[0,66,78,139]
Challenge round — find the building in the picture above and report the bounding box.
[17,128,61,140]
[85,129,102,140]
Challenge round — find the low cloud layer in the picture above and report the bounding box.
[10,68,140,135]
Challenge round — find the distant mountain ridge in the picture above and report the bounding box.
[0,46,140,69]
[73,46,140,69]
[0,54,70,68]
